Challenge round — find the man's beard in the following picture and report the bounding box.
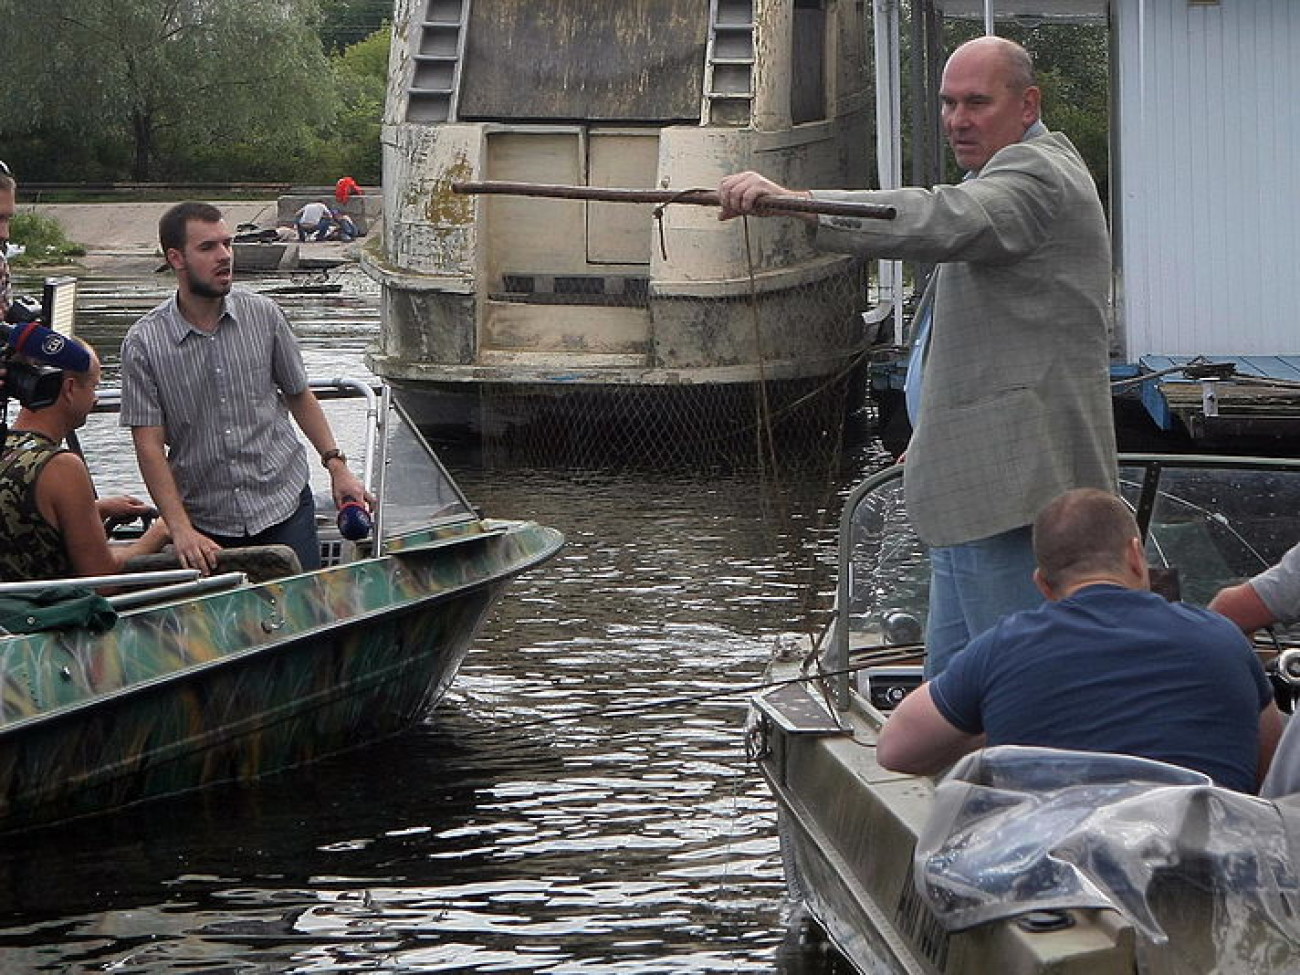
[190,275,232,299]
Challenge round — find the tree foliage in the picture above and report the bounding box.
[0,0,337,182]
[318,0,391,52]
[318,25,390,183]
[9,212,85,264]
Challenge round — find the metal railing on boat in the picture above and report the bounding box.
[0,569,249,612]
[106,572,247,609]
[0,569,201,595]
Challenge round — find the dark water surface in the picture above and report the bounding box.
[0,264,880,973]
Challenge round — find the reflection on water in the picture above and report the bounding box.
[0,264,884,973]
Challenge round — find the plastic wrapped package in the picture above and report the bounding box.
[916,746,1300,971]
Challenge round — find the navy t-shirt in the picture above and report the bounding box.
[930,584,1272,793]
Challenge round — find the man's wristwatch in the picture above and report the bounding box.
[320,448,347,468]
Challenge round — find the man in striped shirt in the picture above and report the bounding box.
[120,201,373,574]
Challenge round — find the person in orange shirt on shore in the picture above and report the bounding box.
[334,176,362,205]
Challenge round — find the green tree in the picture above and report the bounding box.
[0,0,337,182]
[319,0,391,52]
[316,24,390,183]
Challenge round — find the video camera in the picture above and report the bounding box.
[1,276,82,411]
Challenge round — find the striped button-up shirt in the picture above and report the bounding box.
[119,288,311,536]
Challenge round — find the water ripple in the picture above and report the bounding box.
[0,267,882,975]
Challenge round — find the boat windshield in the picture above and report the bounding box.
[1117,458,1300,612]
[308,382,478,540]
[90,380,480,547]
[835,454,1300,688]
[375,397,477,537]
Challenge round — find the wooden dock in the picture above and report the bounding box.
[1132,355,1300,441]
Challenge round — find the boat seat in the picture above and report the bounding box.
[124,545,303,583]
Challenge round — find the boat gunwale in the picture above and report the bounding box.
[0,519,563,735]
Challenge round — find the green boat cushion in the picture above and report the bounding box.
[0,587,118,634]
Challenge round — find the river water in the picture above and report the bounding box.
[0,263,885,973]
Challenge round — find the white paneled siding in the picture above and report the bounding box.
[1114,0,1300,358]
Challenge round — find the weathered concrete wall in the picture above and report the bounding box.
[650,257,866,372]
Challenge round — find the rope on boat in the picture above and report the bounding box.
[1111,355,1300,391]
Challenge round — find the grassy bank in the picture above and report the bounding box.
[9,212,86,265]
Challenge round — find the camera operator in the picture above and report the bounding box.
[0,339,171,587]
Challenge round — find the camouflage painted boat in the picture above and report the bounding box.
[0,381,563,833]
[750,455,1300,973]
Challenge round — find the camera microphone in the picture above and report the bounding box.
[337,496,373,541]
[1,319,91,373]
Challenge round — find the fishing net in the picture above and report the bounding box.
[475,368,870,474]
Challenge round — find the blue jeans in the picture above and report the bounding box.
[924,525,1042,680]
[297,219,330,242]
[205,484,321,572]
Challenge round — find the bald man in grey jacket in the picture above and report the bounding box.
[719,36,1116,677]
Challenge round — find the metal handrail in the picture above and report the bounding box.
[319,376,387,549]
[108,572,248,610]
[0,569,200,595]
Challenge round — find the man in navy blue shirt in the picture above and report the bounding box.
[877,488,1282,793]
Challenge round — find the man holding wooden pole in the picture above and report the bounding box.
[719,36,1117,678]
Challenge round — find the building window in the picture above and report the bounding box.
[791,0,827,124]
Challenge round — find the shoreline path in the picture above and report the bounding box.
[25,201,362,275]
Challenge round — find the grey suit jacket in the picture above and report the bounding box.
[812,130,1117,546]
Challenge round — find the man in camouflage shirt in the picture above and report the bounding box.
[0,341,169,583]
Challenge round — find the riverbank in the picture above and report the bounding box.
[23,200,368,275]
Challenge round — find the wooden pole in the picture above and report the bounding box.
[451,180,896,221]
